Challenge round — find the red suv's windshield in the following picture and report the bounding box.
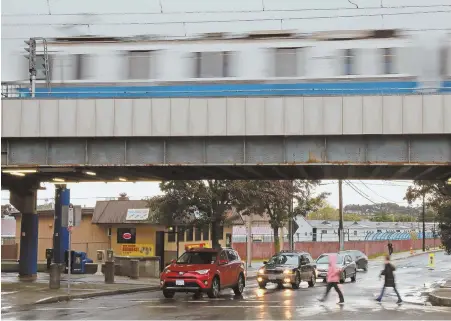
[176,251,218,264]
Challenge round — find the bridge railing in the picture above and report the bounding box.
[2,81,451,99]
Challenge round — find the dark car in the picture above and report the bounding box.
[160,247,245,299]
[340,250,368,271]
[257,251,317,289]
[315,253,357,283]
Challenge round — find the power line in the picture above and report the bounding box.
[3,8,450,27]
[2,4,450,17]
[358,180,408,204]
[344,180,378,204]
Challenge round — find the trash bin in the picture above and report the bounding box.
[72,251,88,274]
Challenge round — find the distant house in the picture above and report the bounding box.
[232,218,437,242]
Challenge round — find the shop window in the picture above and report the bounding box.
[177,228,185,242]
[195,227,202,241]
[202,227,210,241]
[186,227,194,241]
[168,226,176,243]
[117,228,136,244]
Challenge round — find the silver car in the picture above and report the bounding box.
[315,253,357,284]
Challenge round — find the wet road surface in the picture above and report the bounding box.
[3,252,451,320]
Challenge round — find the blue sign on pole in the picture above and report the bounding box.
[53,186,70,264]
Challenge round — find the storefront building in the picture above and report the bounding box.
[92,199,243,270]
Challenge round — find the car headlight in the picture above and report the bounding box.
[163,268,171,273]
[258,268,265,274]
[283,269,292,275]
[195,269,210,275]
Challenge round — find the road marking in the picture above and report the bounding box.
[35,307,112,311]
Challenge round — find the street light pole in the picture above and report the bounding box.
[338,180,344,251]
[422,193,426,252]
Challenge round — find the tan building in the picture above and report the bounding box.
[12,200,243,271]
[92,199,243,268]
[13,207,109,261]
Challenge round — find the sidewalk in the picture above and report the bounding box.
[1,273,159,311]
[370,248,443,262]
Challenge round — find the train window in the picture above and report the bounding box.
[382,48,394,74]
[75,54,93,80]
[195,51,231,78]
[274,48,299,77]
[440,47,448,77]
[128,50,153,80]
[343,49,355,75]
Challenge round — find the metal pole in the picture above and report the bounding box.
[246,217,252,268]
[422,193,426,252]
[176,227,179,259]
[338,180,344,251]
[31,75,36,98]
[68,228,71,295]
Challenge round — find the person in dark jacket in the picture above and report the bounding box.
[387,242,393,256]
[376,255,402,304]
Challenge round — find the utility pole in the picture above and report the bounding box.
[246,216,252,268]
[422,193,426,252]
[289,180,295,251]
[338,180,344,251]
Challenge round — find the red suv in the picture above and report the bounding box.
[160,247,246,299]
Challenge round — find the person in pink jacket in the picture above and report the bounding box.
[318,254,345,304]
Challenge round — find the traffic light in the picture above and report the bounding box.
[24,38,37,75]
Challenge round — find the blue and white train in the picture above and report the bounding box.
[6,29,451,98]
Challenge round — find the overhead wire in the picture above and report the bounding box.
[2,4,451,17]
[358,180,408,204]
[344,180,378,204]
[3,8,451,27]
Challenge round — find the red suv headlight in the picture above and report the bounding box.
[195,269,210,275]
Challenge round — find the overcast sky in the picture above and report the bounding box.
[1,180,414,208]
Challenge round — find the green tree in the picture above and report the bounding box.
[147,180,244,248]
[236,180,328,253]
[405,180,451,251]
[309,205,338,220]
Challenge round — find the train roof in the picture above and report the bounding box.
[44,29,404,45]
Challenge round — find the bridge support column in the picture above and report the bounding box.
[53,185,70,264]
[10,188,38,279]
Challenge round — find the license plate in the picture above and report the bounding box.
[175,280,185,286]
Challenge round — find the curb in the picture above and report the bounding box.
[35,285,160,305]
[2,285,160,312]
[429,289,451,307]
